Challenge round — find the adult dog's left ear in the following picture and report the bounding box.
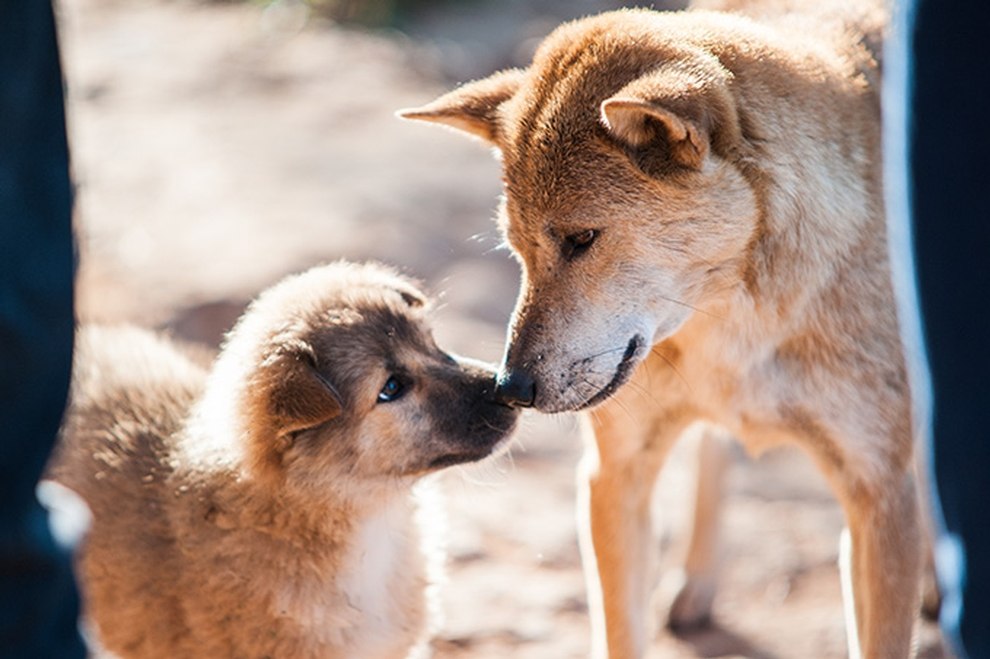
[396,68,525,145]
[600,56,740,171]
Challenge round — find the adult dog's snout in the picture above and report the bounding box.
[493,369,536,408]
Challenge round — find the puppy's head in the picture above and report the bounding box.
[207,262,518,492]
[399,10,762,412]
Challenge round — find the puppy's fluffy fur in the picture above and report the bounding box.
[47,262,517,659]
[402,2,927,658]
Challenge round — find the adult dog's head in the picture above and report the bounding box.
[401,10,762,412]
[199,262,518,496]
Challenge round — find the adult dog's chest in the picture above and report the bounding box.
[676,330,807,455]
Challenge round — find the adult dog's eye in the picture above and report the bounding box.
[562,229,598,260]
[377,375,407,403]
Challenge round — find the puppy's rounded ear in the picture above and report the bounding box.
[396,68,525,145]
[250,339,343,443]
[397,288,426,309]
[600,57,739,172]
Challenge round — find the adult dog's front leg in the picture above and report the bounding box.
[839,469,922,659]
[578,398,690,659]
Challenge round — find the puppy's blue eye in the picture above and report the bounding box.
[378,375,407,403]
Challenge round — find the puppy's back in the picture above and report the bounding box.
[51,326,207,497]
[47,326,209,654]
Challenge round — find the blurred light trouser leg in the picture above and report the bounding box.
[886,0,990,657]
[0,0,85,657]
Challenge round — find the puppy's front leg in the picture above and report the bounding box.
[577,396,690,659]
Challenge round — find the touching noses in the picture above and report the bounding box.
[493,369,536,408]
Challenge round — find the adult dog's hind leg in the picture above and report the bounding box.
[913,444,942,620]
[665,423,731,630]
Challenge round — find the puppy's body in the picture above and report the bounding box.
[402,3,922,658]
[49,263,517,659]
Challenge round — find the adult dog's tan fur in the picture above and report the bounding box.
[47,262,517,658]
[401,2,923,657]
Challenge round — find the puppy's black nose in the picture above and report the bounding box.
[494,369,536,408]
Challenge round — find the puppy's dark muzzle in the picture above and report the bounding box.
[494,369,536,408]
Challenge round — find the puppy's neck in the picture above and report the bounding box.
[204,474,409,546]
[186,383,404,535]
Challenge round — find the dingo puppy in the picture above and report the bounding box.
[47,262,518,659]
[400,3,923,657]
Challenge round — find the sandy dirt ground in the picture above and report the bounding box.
[57,0,951,656]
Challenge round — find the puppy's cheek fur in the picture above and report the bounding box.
[352,410,428,477]
[281,424,361,487]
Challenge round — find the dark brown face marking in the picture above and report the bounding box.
[418,361,517,468]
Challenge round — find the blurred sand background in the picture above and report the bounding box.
[57,0,950,656]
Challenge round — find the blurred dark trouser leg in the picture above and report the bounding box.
[905,0,990,656]
[0,0,85,657]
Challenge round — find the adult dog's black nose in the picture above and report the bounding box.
[494,369,536,408]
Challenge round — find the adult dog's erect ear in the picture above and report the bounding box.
[602,96,710,169]
[600,58,739,171]
[396,68,525,145]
